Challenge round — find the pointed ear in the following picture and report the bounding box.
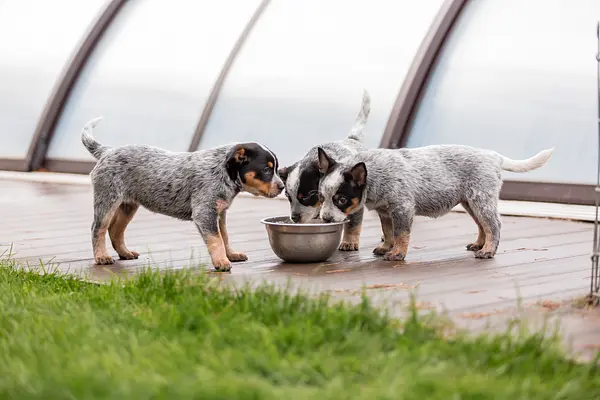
[225,144,249,181]
[317,147,337,174]
[349,162,367,186]
[278,167,289,183]
[278,161,298,184]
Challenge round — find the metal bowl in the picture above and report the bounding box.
[261,216,347,263]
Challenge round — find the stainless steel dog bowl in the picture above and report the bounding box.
[261,216,347,263]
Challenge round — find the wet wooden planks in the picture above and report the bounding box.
[1,179,599,360]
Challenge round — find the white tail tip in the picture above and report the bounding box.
[501,148,554,173]
[85,116,103,129]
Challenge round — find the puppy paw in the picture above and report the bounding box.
[466,243,483,252]
[227,251,248,262]
[383,251,406,261]
[94,255,114,265]
[118,250,140,260]
[213,258,232,272]
[339,241,359,251]
[373,245,391,256]
[474,250,495,259]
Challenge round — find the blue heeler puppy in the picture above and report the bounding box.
[81,117,284,271]
[316,145,553,261]
[278,90,371,251]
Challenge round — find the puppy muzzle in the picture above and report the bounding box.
[243,181,283,198]
[319,208,347,224]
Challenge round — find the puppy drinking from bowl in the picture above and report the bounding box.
[316,145,553,261]
[81,117,284,271]
[278,90,371,251]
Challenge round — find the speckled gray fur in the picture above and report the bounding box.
[281,90,371,250]
[318,145,554,261]
[81,117,283,271]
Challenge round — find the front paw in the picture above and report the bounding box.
[339,241,359,251]
[94,255,114,265]
[118,250,140,260]
[373,245,391,256]
[226,251,248,262]
[383,251,406,261]
[212,258,232,272]
[466,243,483,252]
[474,250,495,259]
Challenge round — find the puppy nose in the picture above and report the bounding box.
[322,215,333,223]
[276,181,285,192]
[291,213,301,223]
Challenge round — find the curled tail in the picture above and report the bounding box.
[346,89,371,142]
[81,117,108,159]
[500,148,554,173]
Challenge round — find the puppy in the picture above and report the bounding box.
[81,117,284,271]
[278,90,370,251]
[317,145,553,261]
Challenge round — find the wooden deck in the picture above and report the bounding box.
[2,178,600,361]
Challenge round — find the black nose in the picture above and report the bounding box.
[291,213,301,223]
[277,181,285,192]
[322,216,333,223]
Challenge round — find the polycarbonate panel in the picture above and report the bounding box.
[0,0,107,159]
[407,0,600,185]
[199,0,444,167]
[48,0,261,162]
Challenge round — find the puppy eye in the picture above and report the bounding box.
[262,167,272,174]
[336,196,348,206]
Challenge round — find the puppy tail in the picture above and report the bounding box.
[81,117,108,159]
[500,148,554,173]
[346,89,371,142]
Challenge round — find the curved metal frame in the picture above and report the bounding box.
[4,0,594,204]
[381,0,595,205]
[379,0,468,149]
[24,0,127,172]
[18,0,271,174]
[189,0,271,152]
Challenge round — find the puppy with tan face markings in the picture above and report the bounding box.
[81,117,284,272]
[278,90,371,251]
[317,144,554,261]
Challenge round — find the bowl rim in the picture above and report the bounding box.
[260,215,347,227]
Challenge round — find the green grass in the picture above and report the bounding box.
[0,259,598,399]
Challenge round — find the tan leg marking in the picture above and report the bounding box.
[108,204,139,260]
[462,202,485,251]
[472,225,486,249]
[475,224,497,259]
[383,233,410,261]
[93,208,118,265]
[339,222,361,251]
[206,234,231,271]
[373,213,394,255]
[219,212,248,262]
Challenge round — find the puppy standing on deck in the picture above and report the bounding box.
[317,145,553,261]
[81,117,284,271]
[278,90,371,251]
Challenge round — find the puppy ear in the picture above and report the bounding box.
[317,147,337,174]
[278,167,289,183]
[348,162,367,186]
[278,161,297,184]
[226,144,249,181]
